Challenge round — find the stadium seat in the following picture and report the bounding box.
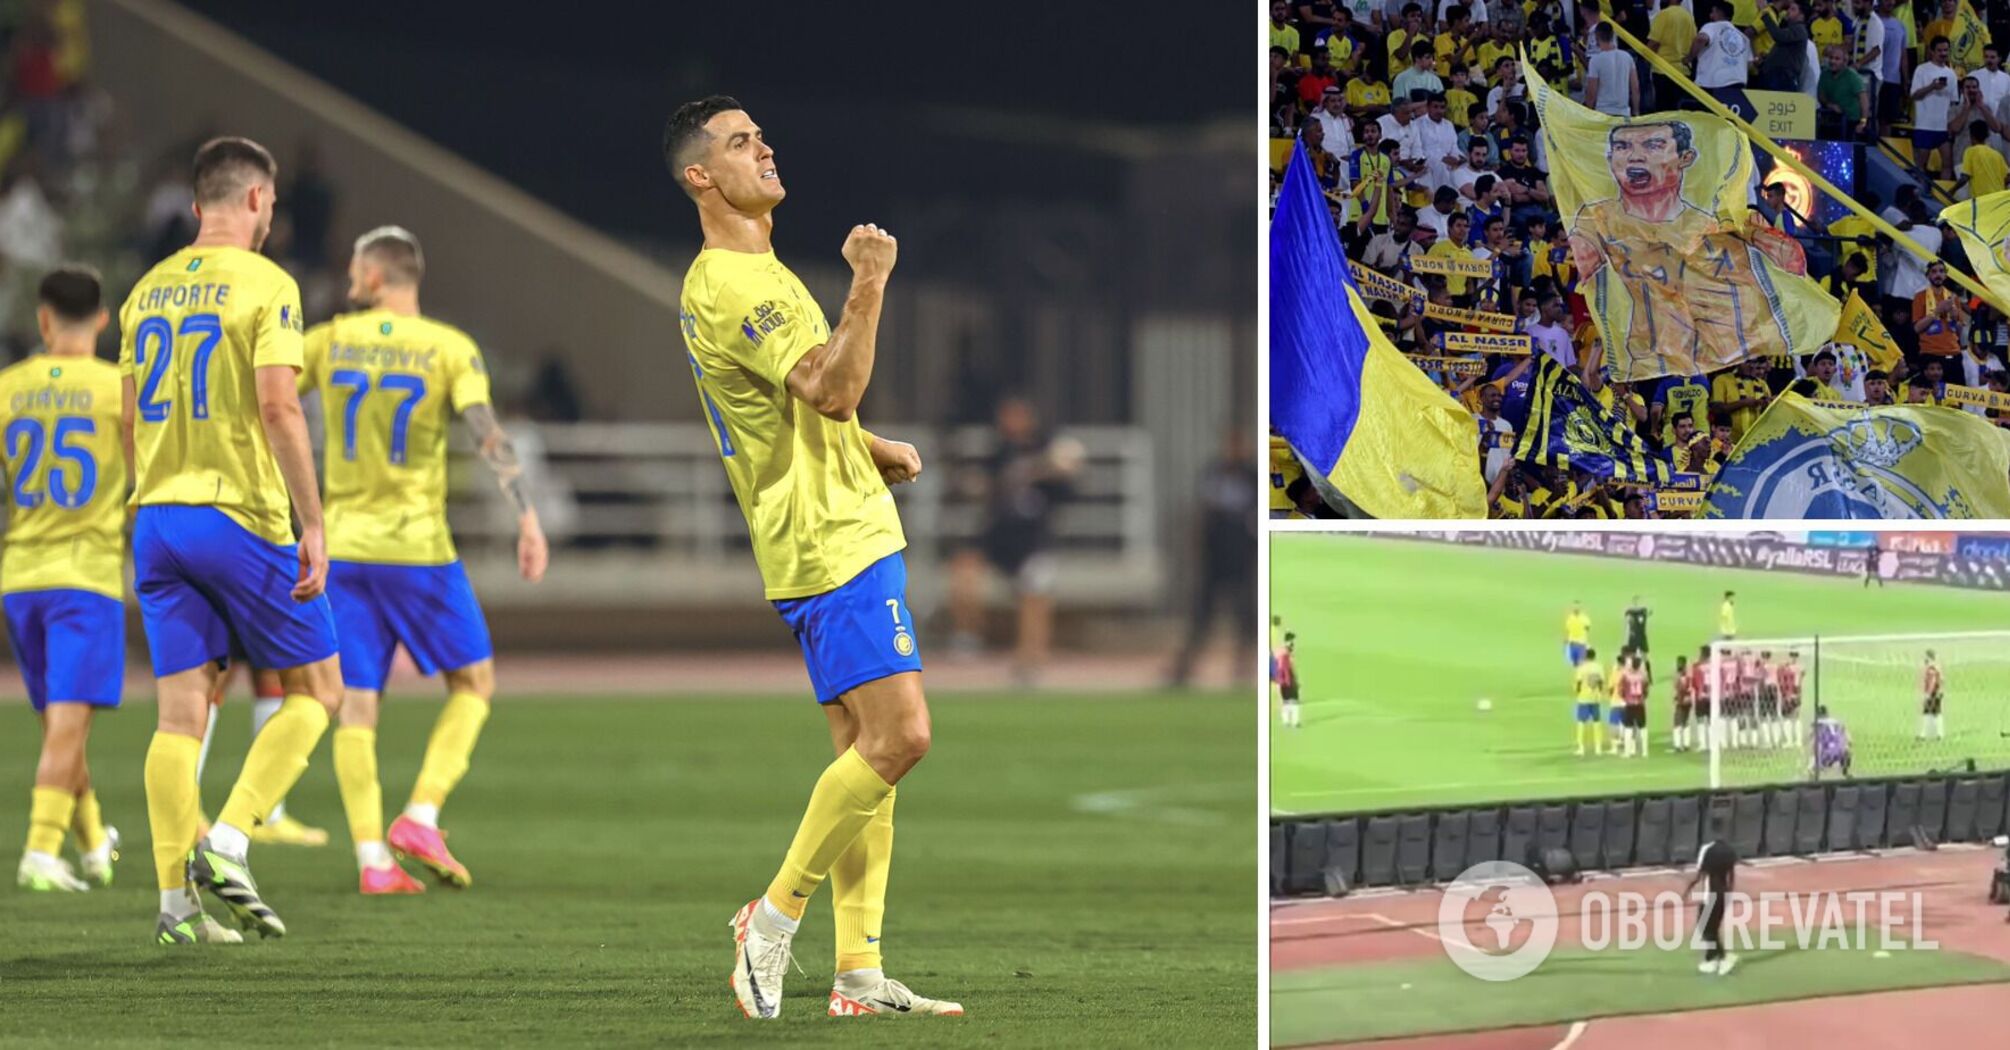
[1284,821,1328,895]
[1947,780,1980,843]
[1362,816,1400,887]
[1569,803,1605,873]
[1917,780,1949,841]
[1669,795,1702,862]
[1976,776,2008,839]
[1503,806,1538,868]
[1464,808,1502,868]
[1602,800,1635,869]
[1729,793,1765,859]
[1326,818,1361,892]
[1858,781,1890,848]
[1432,811,1470,882]
[1537,805,1571,859]
[1765,789,1798,857]
[1888,782,1921,847]
[1270,824,1287,896]
[1635,798,1672,865]
[1397,815,1432,885]
[1829,785,1861,850]
[1795,787,1825,854]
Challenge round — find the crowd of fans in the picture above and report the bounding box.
[1271,0,2010,518]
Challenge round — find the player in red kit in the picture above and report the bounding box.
[1616,654,1649,758]
[1777,652,1804,749]
[1671,654,1694,753]
[1277,634,1301,729]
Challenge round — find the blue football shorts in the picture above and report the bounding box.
[132,505,338,677]
[327,559,493,691]
[3,589,124,710]
[773,552,924,704]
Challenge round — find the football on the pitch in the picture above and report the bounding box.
[1477,698,1493,712]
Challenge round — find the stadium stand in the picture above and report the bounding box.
[1271,0,2010,519]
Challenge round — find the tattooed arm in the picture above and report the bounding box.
[462,403,548,582]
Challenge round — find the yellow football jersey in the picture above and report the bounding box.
[1564,610,1591,645]
[679,249,905,600]
[1719,600,1737,636]
[1574,661,1605,701]
[300,310,490,564]
[0,353,127,597]
[119,246,304,545]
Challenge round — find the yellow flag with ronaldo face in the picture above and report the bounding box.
[1525,58,1840,382]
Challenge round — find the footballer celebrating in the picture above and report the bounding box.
[4,267,126,893]
[300,226,548,895]
[666,96,959,1019]
[122,138,343,943]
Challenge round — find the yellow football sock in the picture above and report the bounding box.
[217,695,329,832]
[409,692,489,809]
[26,786,73,857]
[145,732,202,890]
[764,747,894,921]
[832,787,896,973]
[71,788,106,853]
[333,726,383,846]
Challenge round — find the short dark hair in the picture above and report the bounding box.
[38,265,101,322]
[662,94,745,191]
[1866,368,1889,383]
[353,225,425,285]
[191,137,277,205]
[1813,349,1836,365]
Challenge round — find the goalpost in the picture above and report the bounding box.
[1707,630,2010,790]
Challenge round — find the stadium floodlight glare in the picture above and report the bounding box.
[1707,630,2010,790]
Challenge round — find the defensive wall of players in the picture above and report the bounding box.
[1272,769,2010,895]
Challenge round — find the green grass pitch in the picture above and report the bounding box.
[1271,536,2010,816]
[1271,937,2010,1045]
[0,690,1253,1047]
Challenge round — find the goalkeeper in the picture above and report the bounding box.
[1810,706,1853,780]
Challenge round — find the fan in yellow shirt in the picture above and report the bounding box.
[1961,122,2009,196]
[120,137,342,944]
[3,267,126,895]
[667,94,960,1019]
[298,226,549,896]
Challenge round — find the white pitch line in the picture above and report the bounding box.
[1364,911,1490,955]
[1552,1020,1590,1050]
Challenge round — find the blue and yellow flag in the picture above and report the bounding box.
[1939,192,2010,316]
[1525,58,1840,382]
[1702,393,2010,518]
[1269,143,1485,519]
[1513,354,1675,484]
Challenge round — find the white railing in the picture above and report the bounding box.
[437,422,1164,608]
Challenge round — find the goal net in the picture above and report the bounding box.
[1707,631,2010,789]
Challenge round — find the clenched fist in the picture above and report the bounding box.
[842,223,898,282]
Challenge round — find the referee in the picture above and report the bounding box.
[1624,595,1652,681]
[1684,838,1739,975]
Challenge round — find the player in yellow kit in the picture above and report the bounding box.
[1573,648,1608,756]
[1564,601,1591,667]
[121,137,343,944]
[666,95,960,1020]
[1719,590,1737,639]
[299,225,548,895]
[4,268,125,894]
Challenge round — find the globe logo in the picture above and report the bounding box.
[1436,861,1559,981]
